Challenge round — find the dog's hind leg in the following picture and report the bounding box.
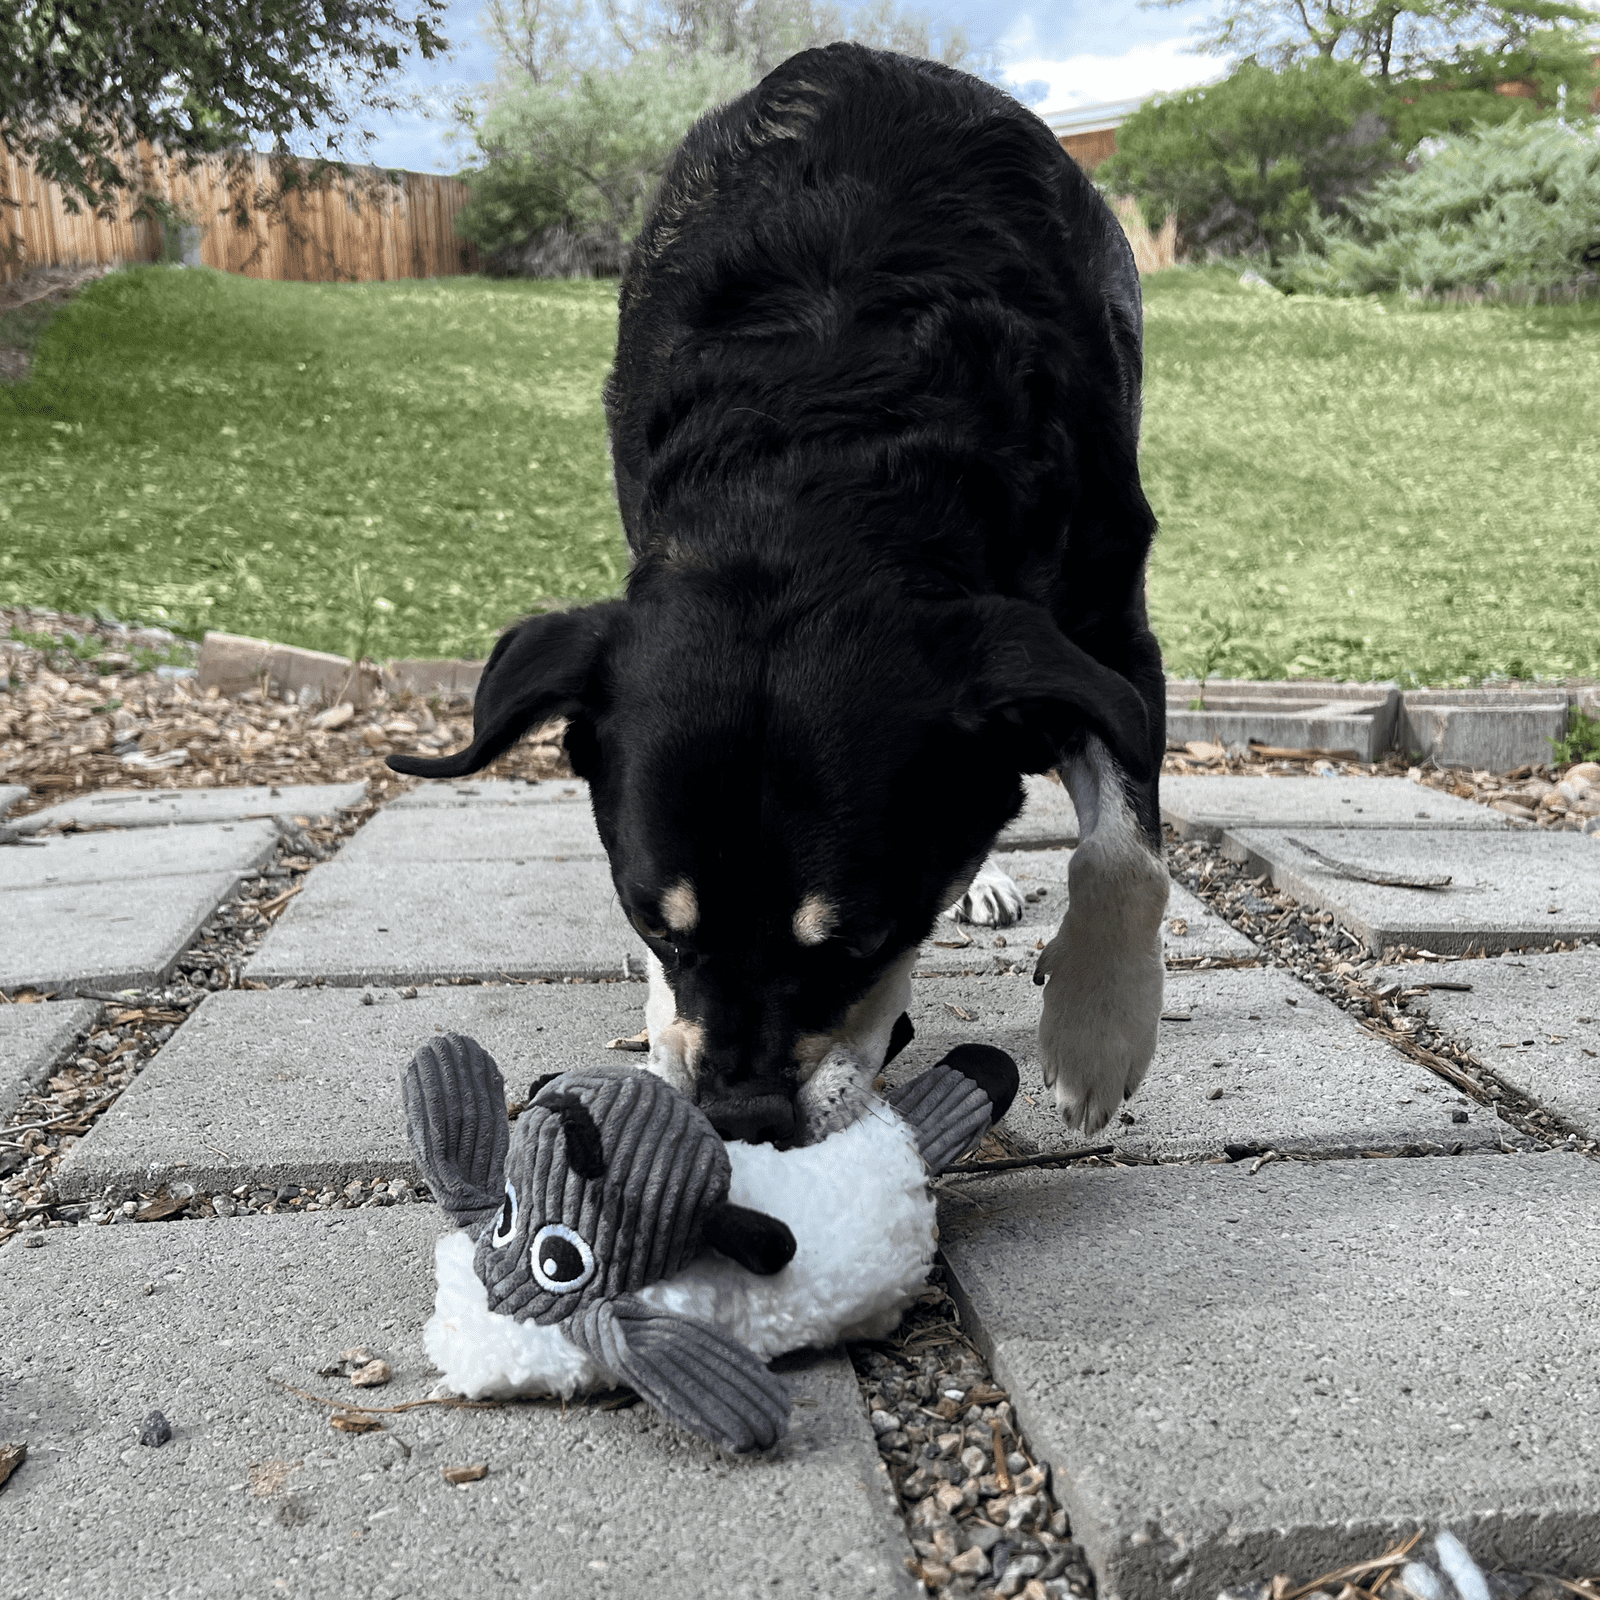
[1033,736,1168,1134]
[945,859,1024,927]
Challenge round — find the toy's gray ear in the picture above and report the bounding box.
[568,1296,790,1455]
[404,1033,510,1229]
[889,1044,1018,1172]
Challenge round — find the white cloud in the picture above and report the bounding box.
[999,32,1226,115]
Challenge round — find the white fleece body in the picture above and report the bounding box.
[424,1106,935,1400]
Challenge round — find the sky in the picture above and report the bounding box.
[341,0,1228,174]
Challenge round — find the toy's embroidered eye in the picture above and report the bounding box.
[491,1181,518,1249]
[529,1222,595,1293]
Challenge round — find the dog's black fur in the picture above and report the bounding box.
[391,44,1164,1144]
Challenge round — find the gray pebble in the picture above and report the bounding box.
[138,1410,172,1447]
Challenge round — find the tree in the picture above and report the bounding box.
[457,0,994,272]
[1150,0,1598,82]
[1098,60,1395,259]
[0,0,448,217]
[458,47,751,266]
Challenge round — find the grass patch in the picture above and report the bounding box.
[0,267,625,660]
[1142,267,1600,683]
[2,262,1596,681]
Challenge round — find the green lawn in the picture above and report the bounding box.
[0,268,626,660]
[1141,269,1599,684]
[3,264,1596,680]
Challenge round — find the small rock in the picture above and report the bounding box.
[964,1522,1004,1553]
[949,1545,990,1578]
[961,1444,990,1476]
[442,1463,487,1484]
[350,1359,391,1389]
[138,1411,172,1447]
[310,703,355,731]
[21,1235,43,1249]
[1207,1086,1224,1100]
[1452,1109,1470,1124]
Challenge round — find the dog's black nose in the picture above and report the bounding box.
[701,1083,796,1146]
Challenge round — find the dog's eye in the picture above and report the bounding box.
[630,911,671,944]
[844,926,890,961]
[491,1181,519,1249]
[529,1222,596,1293]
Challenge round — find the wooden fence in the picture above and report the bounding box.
[0,143,478,282]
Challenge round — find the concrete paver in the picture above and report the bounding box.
[0,1210,916,1600]
[891,966,1509,1159]
[1222,827,1600,954]
[1,820,278,996]
[0,818,278,891]
[244,858,642,985]
[2,874,252,997]
[1384,948,1600,1137]
[56,983,647,1199]
[0,998,101,1122]
[337,801,606,867]
[11,782,368,834]
[917,850,1258,975]
[938,1154,1600,1598]
[1161,775,1504,843]
[997,774,1079,850]
[388,778,586,811]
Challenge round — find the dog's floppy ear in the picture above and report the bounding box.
[387,601,621,780]
[962,598,1155,784]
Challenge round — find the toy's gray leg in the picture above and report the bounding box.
[403,1033,511,1230]
[570,1297,790,1455]
[888,1044,1019,1173]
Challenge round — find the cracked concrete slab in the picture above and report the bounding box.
[890,965,1512,1160]
[937,1153,1600,1598]
[0,1209,917,1600]
[1383,948,1600,1138]
[1161,775,1504,843]
[55,983,647,1199]
[1222,827,1600,955]
[11,783,368,835]
[0,998,101,1122]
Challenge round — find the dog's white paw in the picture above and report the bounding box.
[1034,838,1168,1134]
[946,864,1024,927]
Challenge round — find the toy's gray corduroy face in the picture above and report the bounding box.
[474,1065,732,1325]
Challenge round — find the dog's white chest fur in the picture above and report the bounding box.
[425,1109,936,1399]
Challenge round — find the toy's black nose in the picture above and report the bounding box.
[701,1081,796,1146]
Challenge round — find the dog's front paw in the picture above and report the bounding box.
[947,863,1024,927]
[1034,841,1168,1134]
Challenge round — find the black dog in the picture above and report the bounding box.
[391,43,1169,1145]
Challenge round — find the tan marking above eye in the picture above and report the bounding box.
[660,879,699,934]
[793,894,838,947]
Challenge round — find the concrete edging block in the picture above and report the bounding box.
[1166,680,1399,762]
[1399,689,1572,771]
[197,631,380,709]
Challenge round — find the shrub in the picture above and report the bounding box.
[455,49,750,270]
[1273,116,1600,295]
[1098,60,1395,259]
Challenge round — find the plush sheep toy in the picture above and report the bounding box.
[404,1033,1017,1454]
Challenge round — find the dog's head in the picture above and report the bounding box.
[390,588,1152,1145]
